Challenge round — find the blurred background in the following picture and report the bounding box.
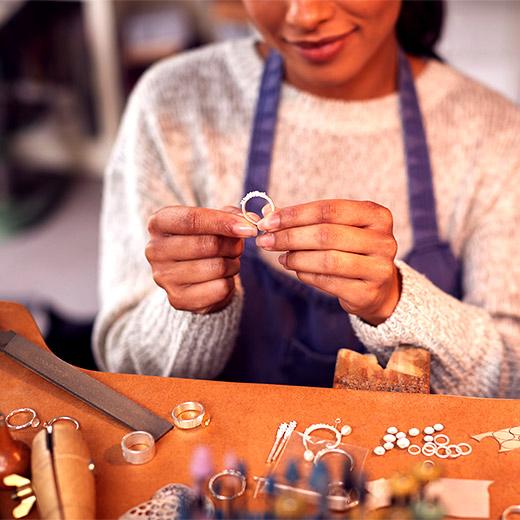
[1,0,519,368]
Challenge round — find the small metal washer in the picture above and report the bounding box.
[407,444,422,456]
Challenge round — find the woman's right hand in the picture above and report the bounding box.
[146,206,257,314]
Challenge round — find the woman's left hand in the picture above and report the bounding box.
[256,199,401,325]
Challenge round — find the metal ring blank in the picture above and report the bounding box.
[407,444,421,456]
[45,416,80,430]
[457,442,473,456]
[434,433,450,446]
[121,431,155,465]
[435,445,451,459]
[5,408,40,430]
[208,470,246,501]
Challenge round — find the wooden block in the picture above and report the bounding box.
[333,345,430,393]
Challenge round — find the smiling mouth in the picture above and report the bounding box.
[285,29,357,49]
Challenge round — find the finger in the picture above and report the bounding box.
[221,205,260,224]
[171,277,235,312]
[295,271,372,307]
[256,224,393,255]
[279,250,386,281]
[148,206,257,238]
[163,257,241,285]
[257,200,393,233]
[261,203,274,217]
[146,235,243,262]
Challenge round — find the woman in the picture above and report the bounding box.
[93,0,520,397]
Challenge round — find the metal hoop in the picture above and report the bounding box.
[208,470,246,501]
[44,416,80,430]
[314,447,355,472]
[407,444,421,456]
[171,401,206,430]
[434,433,450,446]
[457,442,473,456]
[5,408,40,430]
[240,191,276,226]
[435,445,452,459]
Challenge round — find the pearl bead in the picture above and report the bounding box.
[424,426,435,435]
[383,442,395,451]
[397,437,411,449]
[434,423,444,432]
[424,435,434,442]
[383,434,396,443]
[408,428,420,437]
[341,425,352,436]
[386,426,398,435]
[395,432,406,439]
[304,449,315,462]
[373,446,386,456]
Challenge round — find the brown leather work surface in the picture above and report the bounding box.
[1,301,519,519]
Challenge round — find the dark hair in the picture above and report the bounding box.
[396,0,445,60]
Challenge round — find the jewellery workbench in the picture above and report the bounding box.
[1,302,519,519]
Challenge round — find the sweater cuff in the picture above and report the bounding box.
[349,260,440,362]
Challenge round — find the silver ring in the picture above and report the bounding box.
[422,441,437,456]
[171,401,206,430]
[44,416,80,430]
[457,442,473,456]
[240,191,276,226]
[435,445,451,459]
[422,460,435,469]
[434,433,450,446]
[208,469,246,501]
[407,444,421,456]
[5,408,40,430]
[121,431,156,465]
[314,447,355,471]
[448,444,463,459]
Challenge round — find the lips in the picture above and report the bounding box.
[285,29,357,64]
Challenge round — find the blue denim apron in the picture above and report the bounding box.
[220,50,462,387]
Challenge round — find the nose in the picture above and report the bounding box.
[285,0,336,32]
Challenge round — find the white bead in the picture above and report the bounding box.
[395,432,406,439]
[373,446,386,456]
[397,437,411,449]
[408,428,420,437]
[341,425,352,436]
[304,449,315,462]
[433,423,444,432]
[424,426,435,435]
[386,426,398,435]
[424,435,434,442]
[383,434,396,443]
[383,442,395,451]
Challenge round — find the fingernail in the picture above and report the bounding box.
[256,233,275,248]
[278,253,287,266]
[232,223,257,237]
[257,212,280,231]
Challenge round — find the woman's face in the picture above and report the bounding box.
[242,0,401,96]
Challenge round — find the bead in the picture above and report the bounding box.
[303,449,315,462]
[386,426,398,435]
[383,442,395,451]
[424,435,434,442]
[397,437,411,449]
[383,434,396,443]
[373,446,386,456]
[433,423,444,432]
[408,428,420,437]
[341,425,352,436]
[395,432,406,439]
[424,426,435,435]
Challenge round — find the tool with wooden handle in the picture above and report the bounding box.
[31,422,95,519]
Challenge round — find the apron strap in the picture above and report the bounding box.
[398,50,441,248]
[243,50,284,217]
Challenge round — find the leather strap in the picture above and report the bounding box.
[0,331,172,440]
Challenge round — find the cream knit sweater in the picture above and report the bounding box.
[93,38,520,397]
